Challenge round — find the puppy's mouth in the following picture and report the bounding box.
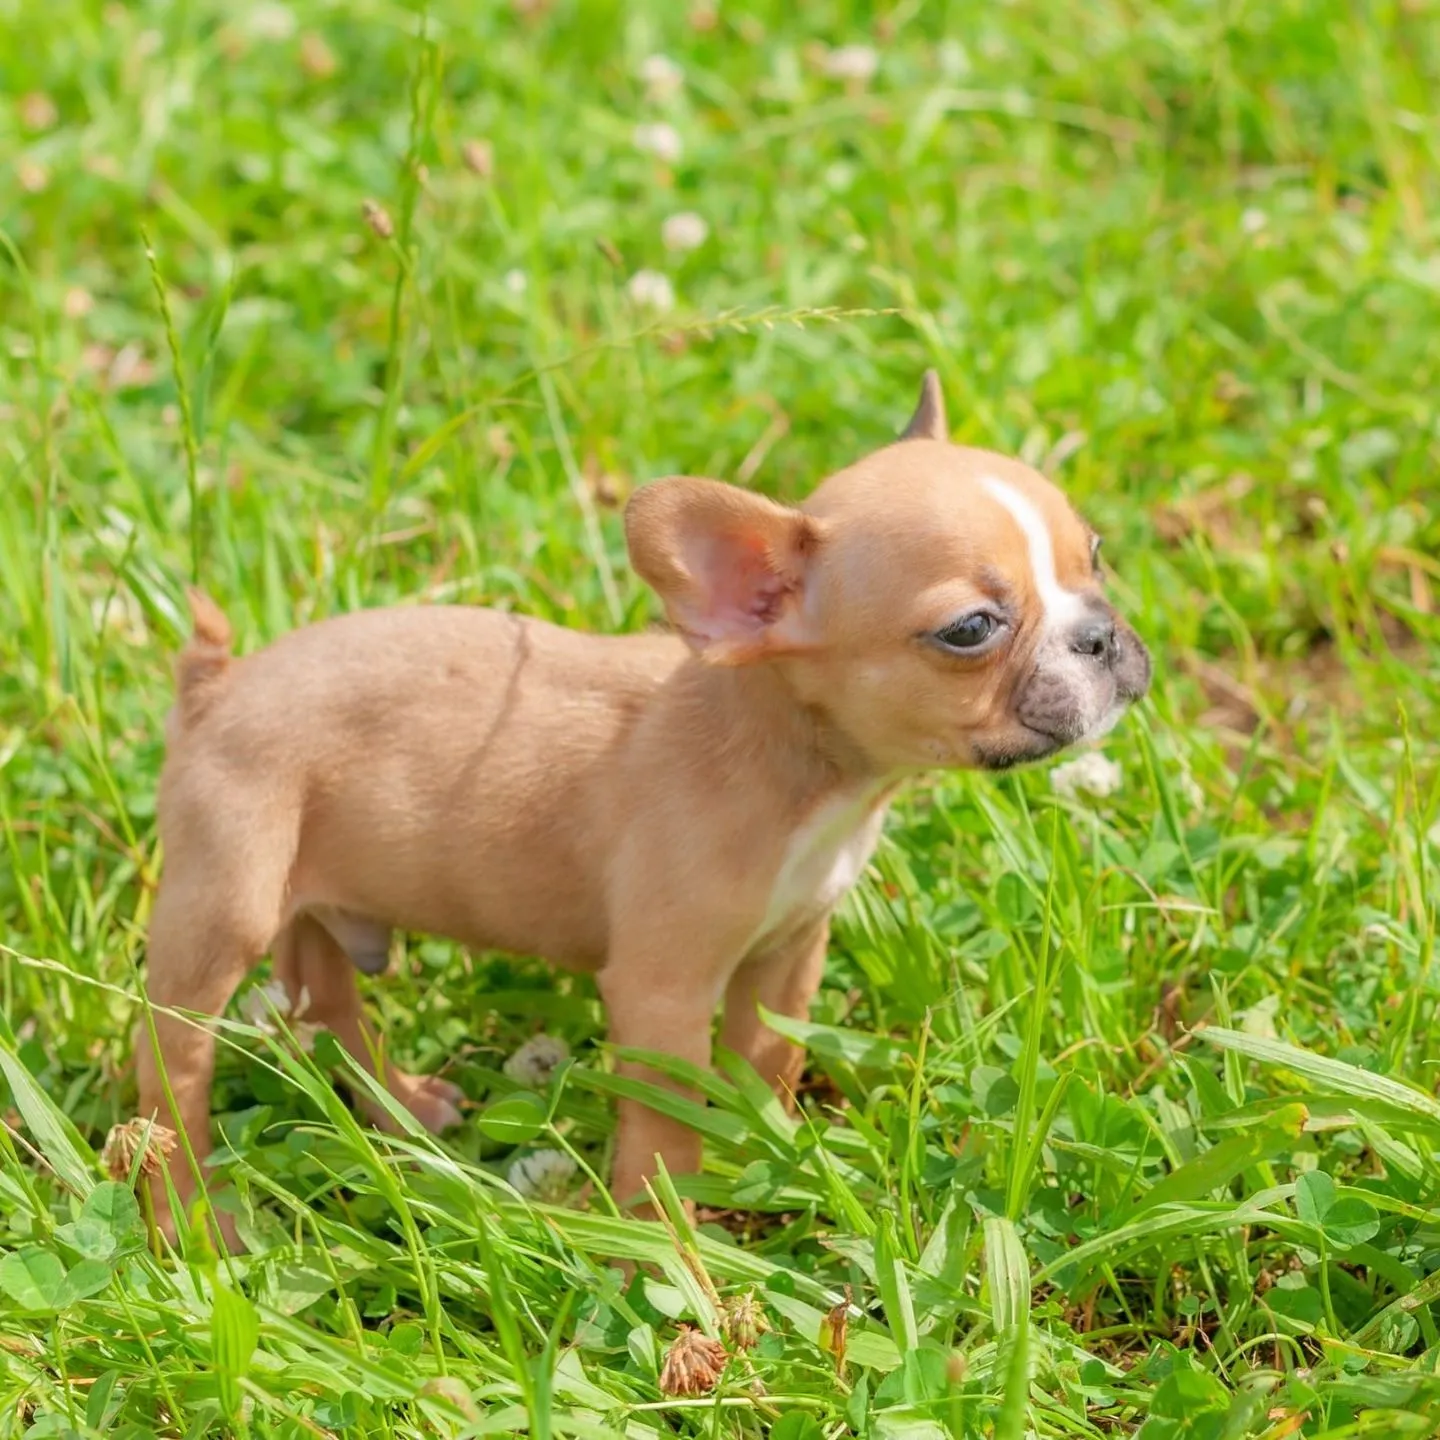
[972,724,1068,773]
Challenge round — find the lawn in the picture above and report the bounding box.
[2,0,1439,1435]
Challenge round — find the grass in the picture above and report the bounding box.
[2,0,1439,1435]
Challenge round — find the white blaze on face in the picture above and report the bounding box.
[979,476,1088,637]
[981,474,1116,743]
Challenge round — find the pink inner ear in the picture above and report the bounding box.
[685,529,793,643]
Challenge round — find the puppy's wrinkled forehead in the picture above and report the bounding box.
[803,441,1098,622]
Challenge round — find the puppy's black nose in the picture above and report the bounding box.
[1070,615,1117,662]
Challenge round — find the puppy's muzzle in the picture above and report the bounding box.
[1069,614,1118,664]
[1008,607,1152,757]
[1065,608,1152,704]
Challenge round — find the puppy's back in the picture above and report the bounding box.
[172,602,681,755]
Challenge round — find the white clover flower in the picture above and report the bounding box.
[1177,768,1204,810]
[64,286,94,319]
[239,980,319,1051]
[503,268,528,296]
[1239,993,1280,1040]
[823,44,880,84]
[627,269,675,313]
[639,54,684,103]
[1240,207,1267,235]
[661,211,708,253]
[937,39,971,79]
[239,979,291,1032]
[245,2,296,40]
[96,518,134,551]
[90,590,147,646]
[633,122,683,165]
[461,138,494,178]
[503,1033,569,1088]
[108,343,155,390]
[1050,752,1123,800]
[299,31,338,79]
[507,1148,578,1202]
[17,160,49,194]
[19,93,58,132]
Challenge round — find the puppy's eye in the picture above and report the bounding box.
[932,612,999,651]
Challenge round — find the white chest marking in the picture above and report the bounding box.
[980,476,1088,633]
[750,789,887,951]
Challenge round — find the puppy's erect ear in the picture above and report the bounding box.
[625,478,822,664]
[899,368,947,442]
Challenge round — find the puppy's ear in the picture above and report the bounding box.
[625,478,822,664]
[899,368,947,442]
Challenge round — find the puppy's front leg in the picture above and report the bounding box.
[598,952,728,1212]
[720,921,828,1108]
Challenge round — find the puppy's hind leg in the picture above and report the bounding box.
[136,806,294,1248]
[278,913,463,1134]
[720,921,829,1110]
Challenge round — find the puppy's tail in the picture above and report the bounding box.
[175,587,234,726]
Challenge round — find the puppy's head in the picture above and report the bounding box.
[626,373,1151,775]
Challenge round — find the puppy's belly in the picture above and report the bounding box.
[289,756,614,969]
[308,905,391,973]
[290,852,610,974]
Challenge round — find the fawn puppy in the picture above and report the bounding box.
[138,374,1151,1243]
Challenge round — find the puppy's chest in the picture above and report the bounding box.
[749,788,888,952]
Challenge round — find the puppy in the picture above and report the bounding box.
[137,373,1150,1242]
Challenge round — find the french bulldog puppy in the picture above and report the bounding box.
[137,373,1150,1244]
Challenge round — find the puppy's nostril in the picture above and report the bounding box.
[1070,617,1116,660]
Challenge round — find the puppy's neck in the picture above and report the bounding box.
[679,656,879,801]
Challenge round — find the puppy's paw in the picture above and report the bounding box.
[210,1208,245,1255]
[387,1071,465,1134]
[148,1184,244,1256]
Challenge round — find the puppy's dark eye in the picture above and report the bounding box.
[933,613,998,651]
